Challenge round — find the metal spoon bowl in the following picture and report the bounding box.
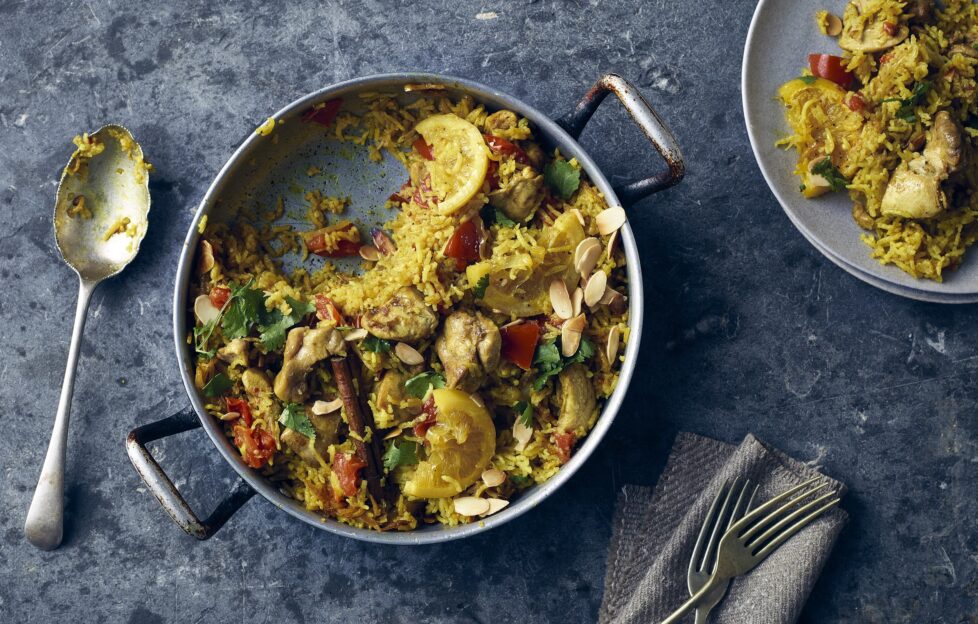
[25,125,150,550]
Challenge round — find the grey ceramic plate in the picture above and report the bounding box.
[742,0,978,303]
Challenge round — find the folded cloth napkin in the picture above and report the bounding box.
[599,433,848,624]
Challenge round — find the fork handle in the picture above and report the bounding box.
[660,577,722,624]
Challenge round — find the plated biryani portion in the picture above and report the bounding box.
[778,0,978,281]
[189,93,629,531]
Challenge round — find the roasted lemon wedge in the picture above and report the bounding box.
[403,388,496,499]
[414,114,489,215]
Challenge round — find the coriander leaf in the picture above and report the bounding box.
[480,204,517,227]
[278,402,316,441]
[258,296,315,351]
[811,158,849,192]
[882,81,930,122]
[472,274,489,299]
[222,281,265,339]
[798,75,817,85]
[510,475,532,488]
[202,373,232,398]
[532,340,561,368]
[569,336,596,364]
[362,335,393,353]
[543,159,581,200]
[382,440,420,472]
[404,371,446,399]
[531,337,597,391]
[514,400,533,427]
[194,320,218,359]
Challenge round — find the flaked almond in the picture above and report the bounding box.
[606,229,619,259]
[549,278,573,319]
[570,208,586,227]
[601,287,628,315]
[454,496,491,517]
[606,325,621,364]
[194,294,221,325]
[513,420,533,451]
[312,397,344,415]
[395,342,425,365]
[561,313,586,357]
[825,13,843,37]
[574,237,602,276]
[384,426,406,440]
[485,498,510,515]
[595,206,626,236]
[218,411,240,421]
[371,228,396,255]
[343,328,368,341]
[572,287,584,318]
[481,468,506,487]
[584,270,607,307]
[197,239,215,275]
[359,245,381,262]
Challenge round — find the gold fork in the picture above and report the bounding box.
[662,477,841,624]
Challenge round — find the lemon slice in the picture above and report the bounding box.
[415,114,489,215]
[403,388,496,499]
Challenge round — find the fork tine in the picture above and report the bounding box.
[734,481,829,541]
[700,479,740,572]
[729,477,819,531]
[689,481,729,578]
[753,497,841,560]
[746,490,838,549]
[727,480,754,529]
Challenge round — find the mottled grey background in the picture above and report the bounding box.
[1,0,976,622]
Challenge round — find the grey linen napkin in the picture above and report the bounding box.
[599,433,848,624]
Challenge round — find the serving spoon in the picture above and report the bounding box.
[25,125,150,550]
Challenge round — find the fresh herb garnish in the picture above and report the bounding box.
[472,274,490,299]
[514,400,533,428]
[811,158,849,192]
[543,159,581,200]
[278,402,316,441]
[202,373,233,398]
[362,335,393,353]
[382,440,420,472]
[480,204,517,227]
[881,81,930,122]
[194,320,218,359]
[798,75,817,85]
[531,337,596,391]
[404,371,446,399]
[258,296,315,351]
[510,475,532,488]
[222,281,265,339]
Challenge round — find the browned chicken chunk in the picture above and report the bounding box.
[274,326,345,403]
[556,364,596,433]
[373,370,423,425]
[435,310,501,392]
[488,167,545,222]
[281,411,342,466]
[360,286,438,342]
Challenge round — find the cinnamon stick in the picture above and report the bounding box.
[330,356,388,505]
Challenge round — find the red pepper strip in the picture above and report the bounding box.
[500,321,541,370]
[333,452,367,497]
[444,220,481,271]
[314,294,345,325]
[483,134,529,164]
[225,397,253,426]
[413,137,434,160]
[553,431,576,464]
[301,98,343,126]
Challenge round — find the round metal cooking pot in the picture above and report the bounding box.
[126,73,684,544]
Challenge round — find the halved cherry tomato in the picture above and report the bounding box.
[225,397,253,426]
[413,136,434,160]
[808,54,854,89]
[414,396,438,437]
[845,92,868,112]
[500,321,541,370]
[484,134,529,164]
[304,221,361,258]
[314,294,345,324]
[209,285,231,309]
[444,220,481,270]
[333,452,367,497]
[233,424,276,469]
[301,98,343,126]
[553,431,576,464]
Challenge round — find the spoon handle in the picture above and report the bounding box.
[25,278,95,550]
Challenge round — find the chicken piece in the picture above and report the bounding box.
[838,0,908,53]
[360,286,438,342]
[241,368,272,396]
[488,167,545,222]
[881,111,963,219]
[281,411,342,466]
[217,339,249,367]
[555,364,596,434]
[273,327,346,403]
[373,370,423,425]
[435,311,501,392]
[521,141,545,169]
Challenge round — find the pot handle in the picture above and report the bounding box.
[556,73,685,207]
[126,408,255,540]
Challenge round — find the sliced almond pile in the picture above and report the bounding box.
[395,342,425,365]
[197,240,215,275]
[513,419,533,451]
[359,245,381,262]
[194,294,221,324]
[606,325,621,364]
[218,411,240,421]
[606,230,619,259]
[825,13,842,37]
[312,397,344,415]
[549,279,573,319]
[584,270,607,308]
[574,237,601,276]
[595,206,626,236]
[343,328,368,341]
[481,468,506,487]
[600,286,628,314]
[572,287,584,318]
[485,498,509,515]
[454,496,491,517]
[371,229,396,255]
[561,313,586,357]
[570,208,586,227]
